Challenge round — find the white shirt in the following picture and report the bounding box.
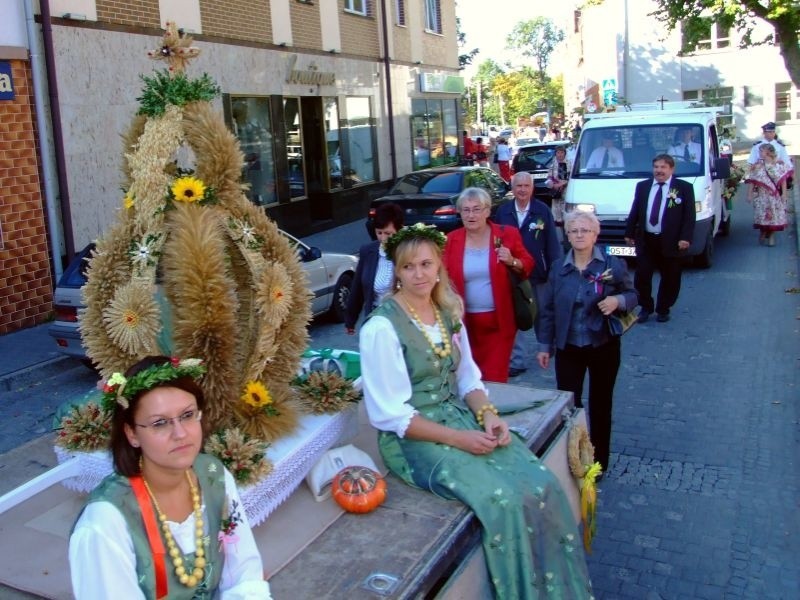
[747,139,792,167]
[69,467,272,600]
[645,177,672,234]
[359,315,486,437]
[668,141,702,164]
[496,143,512,162]
[514,201,530,227]
[585,145,625,169]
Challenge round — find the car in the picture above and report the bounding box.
[48,232,358,361]
[510,141,568,204]
[510,137,540,156]
[365,166,513,238]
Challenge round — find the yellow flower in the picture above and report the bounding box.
[242,380,272,408]
[124,194,134,209]
[171,176,206,203]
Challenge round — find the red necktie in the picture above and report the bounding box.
[649,183,664,227]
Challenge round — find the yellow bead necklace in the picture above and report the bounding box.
[402,296,452,359]
[142,470,207,588]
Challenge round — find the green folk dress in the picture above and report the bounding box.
[370,299,593,599]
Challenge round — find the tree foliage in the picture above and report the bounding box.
[589,0,800,88]
[456,16,479,69]
[505,17,565,78]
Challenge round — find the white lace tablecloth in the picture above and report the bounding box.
[54,405,359,527]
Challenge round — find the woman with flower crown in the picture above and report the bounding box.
[745,143,791,246]
[359,223,592,599]
[69,356,271,599]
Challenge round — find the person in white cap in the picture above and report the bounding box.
[747,122,792,169]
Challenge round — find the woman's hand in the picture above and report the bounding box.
[536,351,550,369]
[452,429,500,455]
[495,245,516,267]
[597,295,620,316]
[483,413,511,447]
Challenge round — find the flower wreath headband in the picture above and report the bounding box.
[384,222,447,263]
[101,358,206,412]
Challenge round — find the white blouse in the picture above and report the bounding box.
[69,467,272,600]
[359,315,487,437]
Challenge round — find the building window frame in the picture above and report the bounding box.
[424,0,441,34]
[683,86,734,128]
[344,0,368,17]
[395,0,406,26]
[683,18,731,52]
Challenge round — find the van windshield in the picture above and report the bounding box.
[573,123,705,179]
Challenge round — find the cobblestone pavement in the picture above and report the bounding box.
[571,188,798,599]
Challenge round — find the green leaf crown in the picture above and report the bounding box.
[384,223,447,263]
[101,358,207,412]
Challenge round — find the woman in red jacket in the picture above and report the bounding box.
[443,188,534,382]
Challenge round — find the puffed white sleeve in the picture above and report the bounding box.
[359,315,417,436]
[218,467,273,599]
[453,321,487,398]
[69,502,146,600]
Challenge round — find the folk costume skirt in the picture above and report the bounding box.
[378,399,592,599]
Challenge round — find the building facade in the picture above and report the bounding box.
[0,0,463,333]
[562,0,799,147]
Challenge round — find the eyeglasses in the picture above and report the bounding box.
[460,207,486,215]
[566,228,595,236]
[135,409,202,434]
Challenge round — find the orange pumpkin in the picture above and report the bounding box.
[331,466,387,513]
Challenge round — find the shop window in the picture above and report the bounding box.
[325,98,342,189]
[227,96,276,206]
[284,97,305,198]
[411,98,459,170]
[342,97,376,186]
[424,0,441,34]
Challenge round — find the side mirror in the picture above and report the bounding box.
[711,157,731,180]
[304,246,322,262]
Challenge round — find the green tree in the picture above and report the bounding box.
[586,0,800,88]
[456,16,479,69]
[505,17,565,79]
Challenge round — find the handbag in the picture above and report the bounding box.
[606,306,641,336]
[508,269,537,331]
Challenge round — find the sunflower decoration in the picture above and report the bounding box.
[102,281,161,356]
[123,193,135,210]
[241,380,279,417]
[171,176,206,203]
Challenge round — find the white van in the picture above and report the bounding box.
[564,104,732,267]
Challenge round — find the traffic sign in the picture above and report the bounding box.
[602,78,617,92]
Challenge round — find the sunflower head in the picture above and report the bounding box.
[124,194,135,210]
[171,176,206,203]
[242,380,272,408]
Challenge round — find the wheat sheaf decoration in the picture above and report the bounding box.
[80,22,311,442]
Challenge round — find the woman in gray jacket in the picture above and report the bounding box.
[536,210,638,471]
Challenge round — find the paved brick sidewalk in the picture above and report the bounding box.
[582,185,800,598]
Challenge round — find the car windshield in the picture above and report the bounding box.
[514,138,538,147]
[390,171,462,195]
[573,123,705,179]
[515,146,558,169]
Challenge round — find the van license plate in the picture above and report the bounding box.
[533,173,548,180]
[607,245,636,257]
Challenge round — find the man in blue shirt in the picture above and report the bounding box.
[494,171,562,377]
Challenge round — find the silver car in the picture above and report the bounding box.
[48,232,358,361]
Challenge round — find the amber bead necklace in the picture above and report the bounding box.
[142,470,207,588]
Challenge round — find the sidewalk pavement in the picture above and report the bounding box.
[0,218,371,384]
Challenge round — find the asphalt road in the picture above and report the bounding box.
[1,183,798,598]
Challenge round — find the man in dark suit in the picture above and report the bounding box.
[624,154,695,323]
[494,171,562,377]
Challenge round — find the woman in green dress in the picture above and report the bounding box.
[359,224,593,599]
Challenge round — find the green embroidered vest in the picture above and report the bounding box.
[82,453,226,599]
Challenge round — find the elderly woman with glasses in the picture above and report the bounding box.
[69,355,271,599]
[536,211,638,472]
[443,187,534,382]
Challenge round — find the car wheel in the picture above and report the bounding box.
[330,272,354,323]
[694,227,714,269]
